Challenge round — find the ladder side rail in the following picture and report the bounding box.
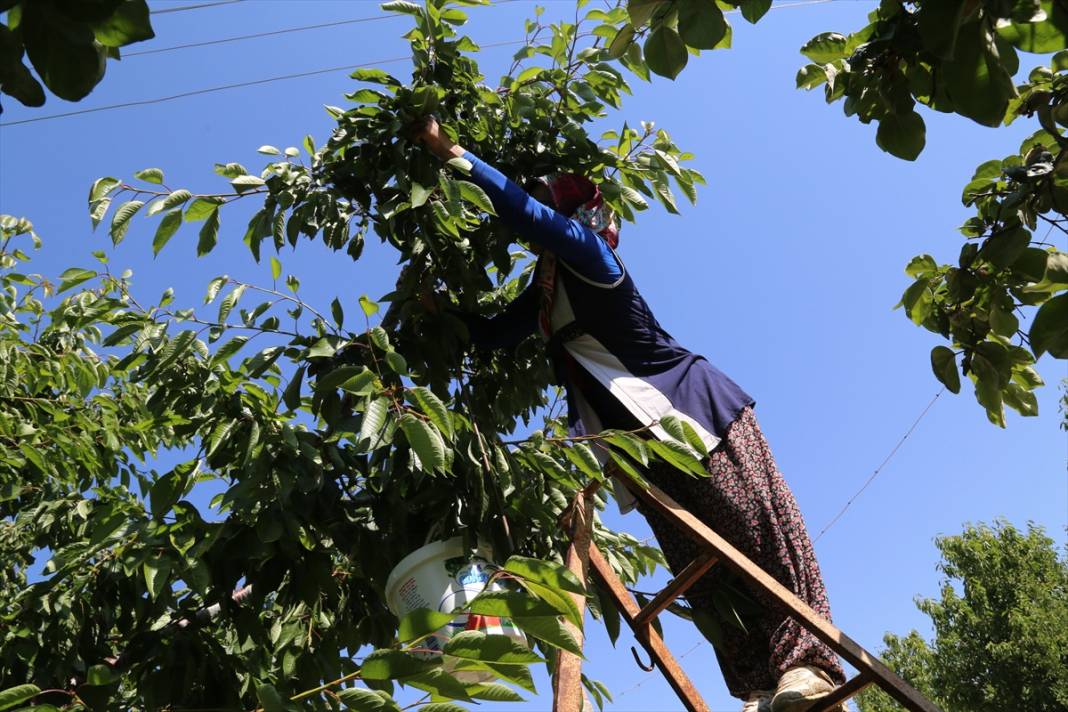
[552,487,596,712]
[618,476,942,712]
[587,544,711,712]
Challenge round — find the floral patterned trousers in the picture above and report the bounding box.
[635,407,845,698]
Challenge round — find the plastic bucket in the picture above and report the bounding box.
[385,538,527,681]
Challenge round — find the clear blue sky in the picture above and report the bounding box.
[0,1,1065,710]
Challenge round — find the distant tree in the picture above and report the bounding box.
[855,521,1068,712]
[0,0,154,111]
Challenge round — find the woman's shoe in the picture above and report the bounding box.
[741,690,773,712]
[770,666,840,712]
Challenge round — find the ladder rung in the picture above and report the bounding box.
[804,672,874,712]
[634,551,718,629]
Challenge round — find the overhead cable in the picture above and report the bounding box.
[150,0,247,14]
[125,14,400,57]
[0,40,525,128]
[812,388,944,543]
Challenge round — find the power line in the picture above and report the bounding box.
[150,0,246,14]
[125,14,400,57]
[812,388,944,543]
[0,40,524,128]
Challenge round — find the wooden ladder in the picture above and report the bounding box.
[550,478,942,712]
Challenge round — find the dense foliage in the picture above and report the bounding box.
[4,0,1067,709]
[0,0,154,111]
[790,0,1068,426]
[0,1,714,709]
[855,521,1068,712]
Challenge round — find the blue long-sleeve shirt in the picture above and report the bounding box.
[463,151,622,283]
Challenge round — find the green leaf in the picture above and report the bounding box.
[143,556,172,599]
[930,346,961,394]
[876,111,926,161]
[307,337,337,358]
[58,267,97,293]
[0,684,41,711]
[331,297,345,328]
[360,649,438,680]
[420,704,468,712]
[407,386,454,439]
[1029,292,1068,357]
[197,208,220,256]
[350,68,401,85]
[89,176,120,203]
[457,180,497,215]
[982,227,1031,269]
[270,256,282,280]
[283,365,306,411]
[677,0,726,50]
[468,590,560,618]
[512,615,583,656]
[231,175,266,193]
[360,397,391,450]
[467,683,525,702]
[1045,250,1068,282]
[397,608,456,643]
[91,0,154,46]
[360,295,380,317]
[339,369,378,396]
[370,326,391,351]
[147,188,192,217]
[89,196,112,230]
[258,145,281,155]
[644,26,688,79]
[218,283,246,323]
[628,0,669,27]
[607,23,636,58]
[800,32,848,64]
[518,578,583,628]
[338,687,401,711]
[255,683,286,712]
[942,21,1017,127]
[400,414,446,472]
[110,199,145,245]
[411,182,433,208]
[152,209,182,255]
[999,1,1068,52]
[405,671,471,702]
[442,630,543,664]
[563,443,603,481]
[739,0,771,23]
[134,167,164,184]
[149,471,184,520]
[647,439,706,476]
[381,0,423,14]
[385,350,408,374]
[446,156,473,174]
[916,0,968,58]
[504,556,586,596]
[185,197,224,222]
[796,63,828,90]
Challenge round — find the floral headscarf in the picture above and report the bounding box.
[534,173,620,248]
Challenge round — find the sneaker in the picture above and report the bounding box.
[770,666,839,712]
[742,690,773,712]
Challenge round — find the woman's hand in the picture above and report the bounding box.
[410,116,466,162]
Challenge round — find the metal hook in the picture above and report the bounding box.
[630,645,655,672]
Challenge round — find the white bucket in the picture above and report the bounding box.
[385,537,527,680]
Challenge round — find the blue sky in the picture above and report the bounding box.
[1,1,1065,710]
